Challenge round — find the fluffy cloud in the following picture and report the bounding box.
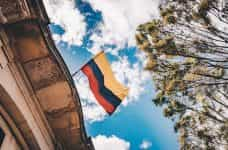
[83,0,160,54]
[45,0,155,122]
[140,140,152,150]
[92,135,130,150]
[43,0,86,45]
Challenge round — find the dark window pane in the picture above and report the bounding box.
[0,128,5,146]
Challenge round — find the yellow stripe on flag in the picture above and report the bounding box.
[94,51,128,100]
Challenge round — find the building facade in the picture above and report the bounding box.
[0,0,93,149]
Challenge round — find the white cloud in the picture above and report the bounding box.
[52,34,61,43]
[45,0,155,122]
[140,140,152,150]
[93,135,130,150]
[83,0,160,54]
[43,0,86,45]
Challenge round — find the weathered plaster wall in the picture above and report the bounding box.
[0,39,54,149]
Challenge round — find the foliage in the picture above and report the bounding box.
[136,0,228,149]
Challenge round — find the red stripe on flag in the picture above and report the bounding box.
[82,65,115,113]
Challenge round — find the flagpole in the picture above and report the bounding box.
[71,50,104,77]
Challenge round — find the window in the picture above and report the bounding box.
[0,127,5,147]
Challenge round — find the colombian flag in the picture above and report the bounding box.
[81,51,128,115]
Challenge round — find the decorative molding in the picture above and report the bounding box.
[0,0,30,23]
[0,40,7,69]
[0,7,7,23]
[0,105,29,149]
[24,57,64,90]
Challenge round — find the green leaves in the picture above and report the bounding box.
[152,92,167,106]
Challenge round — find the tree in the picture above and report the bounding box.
[136,0,228,149]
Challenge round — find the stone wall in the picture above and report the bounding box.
[0,0,94,149]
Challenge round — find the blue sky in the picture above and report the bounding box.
[45,0,179,149]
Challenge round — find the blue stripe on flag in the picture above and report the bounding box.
[88,60,121,107]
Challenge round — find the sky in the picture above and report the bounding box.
[43,0,179,149]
